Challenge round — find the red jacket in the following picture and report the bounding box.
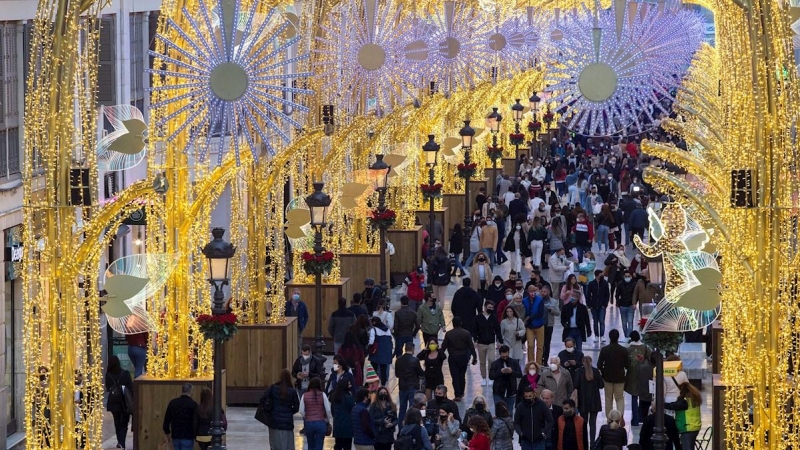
[626,142,638,158]
[469,433,491,450]
[406,271,425,301]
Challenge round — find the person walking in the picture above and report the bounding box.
[394,296,420,358]
[451,278,483,335]
[404,266,427,311]
[193,387,226,450]
[431,246,453,303]
[480,216,500,269]
[571,212,594,263]
[372,298,393,331]
[263,369,300,450]
[418,340,447,400]
[450,223,468,276]
[548,248,571,296]
[574,356,604,447]
[462,396,494,441]
[490,346,523,417]
[338,331,366,387]
[162,383,196,450]
[500,306,526,363]
[541,356,574,406]
[125,329,148,378]
[330,379,356,450]
[368,316,394,385]
[556,399,588,450]
[475,300,502,386]
[505,219,531,274]
[329,298,357,354]
[325,355,357,397]
[665,382,703,450]
[596,410,627,449]
[615,271,638,340]
[396,342,424,423]
[441,316,478,401]
[352,388,377,450]
[299,377,332,450]
[369,386,399,450]
[469,251,495,298]
[625,330,651,426]
[528,216,548,271]
[463,416,492,450]
[516,361,543,405]
[586,270,610,345]
[285,288,310,336]
[523,285,546,365]
[418,292,446,344]
[541,285,561,364]
[514,386,554,450]
[597,330,629,421]
[489,401,515,450]
[292,344,326,398]
[637,353,656,421]
[560,291,592,353]
[106,355,134,450]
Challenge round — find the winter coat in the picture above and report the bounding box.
[523,295,546,329]
[597,424,627,448]
[291,355,326,390]
[451,287,483,334]
[504,229,532,257]
[574,367,604,414]
[368,323,394,365]
[630,206,649,229]
[325,370,356,397]
[625,342,652,395]
[470,226,481,253]
[264,384,300,430]
[331,393,355,438]
[540,368,574,406]
[369,403,398,444]
[597,343,630,383]
[449,230,463,255]
[104,370,133,413]
[513,398,553,444]
[431,252,452,286]
[285,300,309,332]
[328,307,356,344]
[615,278,638,307]
[417,304,446,335]
[548,253,570,284]
[560,302,592,343]
[406,271,426,301]
[490,357,523,398]
[489,417,515,450]
[479,222,499,249]
[352,402,376,445]
[474,312,502,345]
[337,343,365,386]
[547,228,566,253]
[586,278,610,309]
[469,256,494,285]
[544,296,561,327]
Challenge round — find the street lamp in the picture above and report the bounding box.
[422,135,440,279]
[652,350,667,450]
[459,120,476,263]
[201,227,236,450]
[369,155,391,298]
[305,182,332,357]
[485,107,503,196]
[529,92,542,159]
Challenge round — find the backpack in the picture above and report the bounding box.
[108,374,133,415]
[394,424,424,450]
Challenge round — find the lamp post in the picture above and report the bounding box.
[369,155,391,297]
[459,120,475,263]
[422,135,440,282]
[652,350,667,450]
[511,98,524,162]
[529,91,541,159]
[305,182,332,357]
[486,107,503,196]
[201,228,236,450]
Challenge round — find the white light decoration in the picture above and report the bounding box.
[149,0,312,164]
[315,0,409,114]
[488,14,542,75]
[398,1,492,95]
[545,2,702,136]
[96,105,148,171]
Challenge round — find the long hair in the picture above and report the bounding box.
[307,377,323,392]
[566,274,578,289]
[582,356,594,382]
[107,355,122,375]
[495,400,510,418]
[276,368,293,400]
[680,382,702,407]
[330,378,352,404]
[504,306,519,320]
[468,416,491,436]
[198,386,213,419]
[373,386,397,412]
[600,204,614,222]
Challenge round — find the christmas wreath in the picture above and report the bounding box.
[543,111,555,124]
[528,120,542,132]
[420,183,444,201]
[639,318,684,354]
[509,133,526,146]
[487,145,504,162]
[196,313,238,342]
[456,162,477,179]
[368,208,397,229]
[302,251,335,276]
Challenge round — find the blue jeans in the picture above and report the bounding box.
[566,327,583,353]
[620,306,635,338]
[394,336,413,358]
[464,251,479,267]
[304,420,327,450]
[493,395,516,418]
[631,394,640,426]
[591,307,606,338]
[481,248,496,270]
[575,245,591,263]
[596,225,610,251]
[128,345,148,378]
[522,440,546,450]
[172,439,194,450]
[398,389,416,423]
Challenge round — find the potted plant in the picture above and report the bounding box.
[368,208,397,229]
[456,162,477,179]
[487,145,504,162]
[509,132,526,146]
[301,250,335,276]
[420,183,444,201]
[196,313,238,342]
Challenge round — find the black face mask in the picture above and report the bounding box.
[524,398,534,406]
[378,394,388,401]
[435,395,446,403]
[476,403,485,412]
[440,415,448,422]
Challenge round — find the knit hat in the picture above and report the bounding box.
[364,362,380,385]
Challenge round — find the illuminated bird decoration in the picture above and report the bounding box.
[101,254,177,334]
[284,207,312,240]
[96,105,148,171]
[340,181,371,210]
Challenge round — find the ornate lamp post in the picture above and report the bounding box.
[369,155,391,297]
[305,182,332,357]
[486,107,503,196]
[652,350,667,450]
[529,91,541,158]
[459,120,476,262]
[201,228,236,450]
[511,98,525,162]
[422,135,440,281]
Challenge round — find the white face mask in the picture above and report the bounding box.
[566,347,575,353]
[528,369,537,376]
[495,282,502,287]
[624,277,632,282]
[506,294,513,300]
[549,363,559,372]
[333,364,340,371]
[420,409,426,417]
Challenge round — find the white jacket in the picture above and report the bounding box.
[548,253,570,284]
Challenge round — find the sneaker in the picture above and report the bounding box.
[482,378,488,386]
[488,379,494,386]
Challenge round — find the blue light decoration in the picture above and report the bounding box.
[148,0,312,164]
[545,1,703,136]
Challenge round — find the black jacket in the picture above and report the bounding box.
[598,424,628,448]
[586,277,610,309]
[474,313,502,345]
[441,327,477,359]
[395,353,424,391]
[560,302,592,342]
[640,413,683,450]
[574,368,605,414]
[486,278,507,305]
[597,343,630,383]
[508,199,528,220]
[163,395,198,439]
[394,306,419,337]
[104,370,133,413]
[489,357,522,397]
[513,398,553,444]
[615,278,638,307]
[328,307,356,344]
[263,384,300,430]
[450,287,483,334]
[449,230,463,255]
[291,355,327,390]
[427,397,462,423]
[431,253,452,286]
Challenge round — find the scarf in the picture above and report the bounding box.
[614,250,630,268]
[526,373,539,389]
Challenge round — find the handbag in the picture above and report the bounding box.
[515,319,526,343]
[326,422,333,436]
[254,389,272,427]
[578,274,588,284]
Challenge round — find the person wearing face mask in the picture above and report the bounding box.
[522,284,546,365]
[395,342,424,424]
[604,245,630,303]
[437,405,462,450]
[451,278,483,335]
[469,251,494,298]
[441,317,478,401]
[490,345,523,417]
[624,331,651,427]
[417,341,447,401]
[291,345,326,398]
[417,292,446,344]
[504,218,532,274]
[475,300,502,385]
[541,356,574,406]
[574,356,603,447]
[427,386,463,424]
[499,306,525,364]
[461,396,494,440]
[514,386,554,450]
[560,291,592,353]
[528,216,548,271]
[330,378,356,450]
[478,217,499,270]
[557,337,585,383]
[325,355,356,397]
[285,288,309,336]
[541,285,561,365]
[615,270,638,341]
[495,288,515,323]
[368,387,398,450]
[556,399,587,450]
[486,275,507,305]
[516,361,542,405]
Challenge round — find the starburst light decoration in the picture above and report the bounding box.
[488,13,542,75]
[315,0,410,114]
[545,2,702,136]
[398,1,492,94]
[149,0,312,164]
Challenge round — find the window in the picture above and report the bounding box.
[0,23,20,178]
[130,13,145,115]
[97,16,116,106]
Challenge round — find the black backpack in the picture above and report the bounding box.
[394,424,424,450]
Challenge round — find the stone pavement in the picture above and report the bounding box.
[101,250,715,449]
